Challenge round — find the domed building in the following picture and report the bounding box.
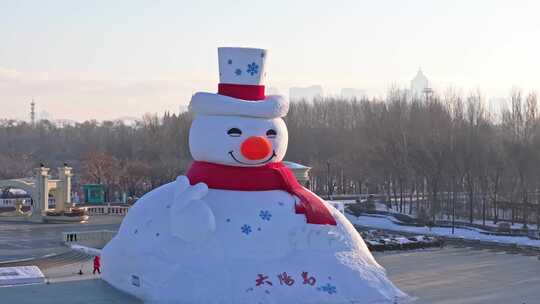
[410,68,430,98]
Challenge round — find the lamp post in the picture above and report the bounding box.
[327,161,332,198]
[452,179,455,235]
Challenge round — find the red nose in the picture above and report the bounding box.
[240,136,272,160]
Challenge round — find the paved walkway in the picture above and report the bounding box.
[0,216,122,262]
[1,245,539,303]
[0,250,92,270]
[0,279,141,304]
[0,258,141,303]
[377,245,540,304]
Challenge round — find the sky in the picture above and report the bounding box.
[1,0,540,121]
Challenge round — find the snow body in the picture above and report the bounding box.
[102,178,410,303]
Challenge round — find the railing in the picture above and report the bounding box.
[79,205,130,216]
[63,230,117,249]
[529,230,540,240]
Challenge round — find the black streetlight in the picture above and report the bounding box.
[327,161,332,198]
[452,186,456,235]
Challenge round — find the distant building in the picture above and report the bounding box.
[266,87,279,95]
[54,119,78,127]
[0,189,31,207]
[30,100,36,126]
[410,69,430,98]
[115,116,141,126]
[289,85,323,101]
[39,110,52,121]
[340,88,367,100]
[179,105,188,114]
[488,97,507,120]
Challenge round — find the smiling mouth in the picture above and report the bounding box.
[228,150,277,165]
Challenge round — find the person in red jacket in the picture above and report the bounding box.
[93,255,101,274]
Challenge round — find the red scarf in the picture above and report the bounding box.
[186,161,336,226]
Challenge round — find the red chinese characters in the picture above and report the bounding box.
[255,271,318,288]
[277,272,295,286]
[255,274,273,286]
[301,271,316,286]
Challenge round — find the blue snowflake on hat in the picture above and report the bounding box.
[246,62,259,76]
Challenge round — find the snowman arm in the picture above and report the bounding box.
[172,175,208,211]
[170,176,215,242]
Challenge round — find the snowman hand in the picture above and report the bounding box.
[170,176,215,242]
[173,176,208,210]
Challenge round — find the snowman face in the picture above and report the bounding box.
[189,115,288,167]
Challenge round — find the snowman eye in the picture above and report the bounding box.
[266,129,277,138]
[227,128,242,137]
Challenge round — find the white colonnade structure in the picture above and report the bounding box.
[0,165,73,222]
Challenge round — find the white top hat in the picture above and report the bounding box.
[189,47,288,119]
[218,47,267,85]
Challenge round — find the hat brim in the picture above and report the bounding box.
[189,92,289,118]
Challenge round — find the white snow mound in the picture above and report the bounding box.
[102,177,412,303]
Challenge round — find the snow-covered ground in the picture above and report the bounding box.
[347,214,540,248]
[447,218,529,230]
[364,198,532,229]
[375,206,530,230]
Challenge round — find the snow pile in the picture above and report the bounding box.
[0,266,45,286]
[102,179,412,303]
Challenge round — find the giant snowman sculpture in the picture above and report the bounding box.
[102,47,411,304]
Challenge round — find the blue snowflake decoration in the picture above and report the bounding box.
[235,68,242,76]
[259,210,272,221]
[317,283,337,295]
[131,275,140,287]
[246,62,259,76]
[226,218,231,223]
[278,201,284,206]
[241,224,252,235]
[228,59,233,64]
